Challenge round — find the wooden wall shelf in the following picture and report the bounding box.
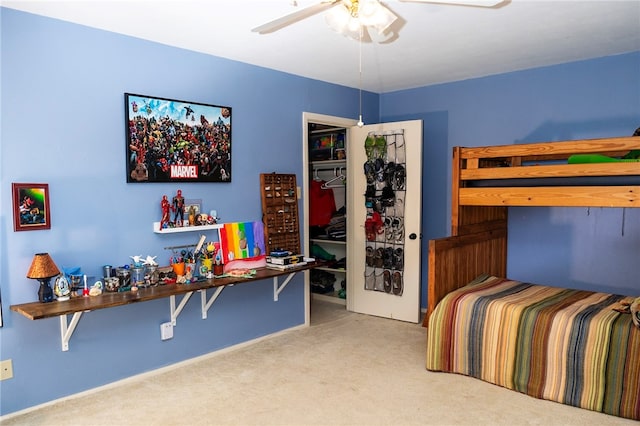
[11,264,315,351]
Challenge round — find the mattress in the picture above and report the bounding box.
[426,275,640,420]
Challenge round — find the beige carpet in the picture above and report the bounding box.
[2,299,636,426]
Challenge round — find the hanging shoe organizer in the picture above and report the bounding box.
[362,131,406,296]
[260,173,300,255]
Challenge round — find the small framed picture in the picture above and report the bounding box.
[12,183,51,231]
[184,199,202,220]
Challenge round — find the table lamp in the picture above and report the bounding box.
[26,253,61,303]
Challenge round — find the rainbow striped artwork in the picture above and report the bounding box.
[220,221,265,263]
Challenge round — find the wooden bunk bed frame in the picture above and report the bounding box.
[426,136,640,322]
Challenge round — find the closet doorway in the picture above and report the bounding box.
[302,113,423,325]
[303,113,356,325]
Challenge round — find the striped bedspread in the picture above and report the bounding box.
[426,275,640,420]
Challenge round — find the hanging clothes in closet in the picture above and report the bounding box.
[309,179,337,227]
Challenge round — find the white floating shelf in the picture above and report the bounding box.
[153,222,224,234]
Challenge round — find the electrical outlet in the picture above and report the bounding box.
[0,359,14,380]
[160,322,173,341]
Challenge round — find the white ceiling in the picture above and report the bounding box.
[3,0,640,93]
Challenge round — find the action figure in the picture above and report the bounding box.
[160,195,173,230]
[172,189,185,226]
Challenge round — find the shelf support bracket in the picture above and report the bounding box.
[60,312,83,352]
[170,291,194,326]
[200,286,225,319]
[273,272,296,301]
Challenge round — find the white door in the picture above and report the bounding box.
[347,120,423,323]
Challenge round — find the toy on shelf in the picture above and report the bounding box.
[172,189,185,226]
[53,275,71,301]
[160,195,173,230]
[130,255,145,267]
[195,241,221,278]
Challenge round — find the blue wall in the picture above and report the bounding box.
[380,52,640,301]
[0,8,378,415]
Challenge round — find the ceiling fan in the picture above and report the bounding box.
[252,0,506,41]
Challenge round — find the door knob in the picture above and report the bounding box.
[409,233,417,240]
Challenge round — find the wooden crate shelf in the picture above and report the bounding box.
[260,173,300,255]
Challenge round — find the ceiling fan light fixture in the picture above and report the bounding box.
[326,5,364,41]
[358,0,381,20]
[358,0,396,34]
[326,0,396,40]
[254,0,503,37]
[325,5,350,33]
[347,16,361,32]
[369,3,397,34]
[345,24,365,41]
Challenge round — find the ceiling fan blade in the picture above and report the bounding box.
[252,0,342,34]
[397,0,506,7]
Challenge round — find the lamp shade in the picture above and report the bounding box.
[26,253,61,279]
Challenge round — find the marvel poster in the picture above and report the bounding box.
[125,93,231,183]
